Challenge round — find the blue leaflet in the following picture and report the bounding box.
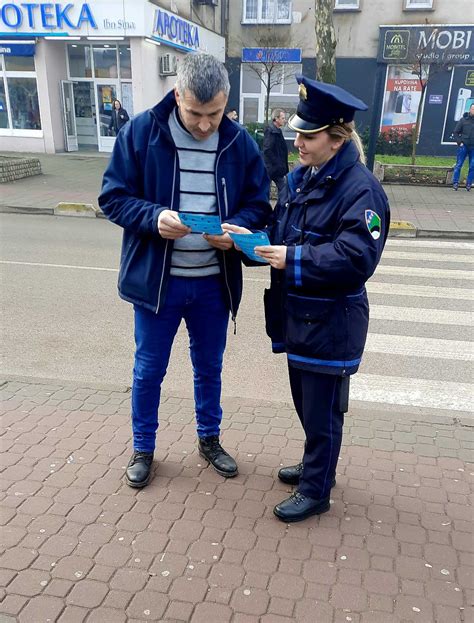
[179,213,223,235]
[229,232,270,263]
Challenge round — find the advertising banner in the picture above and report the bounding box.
[380,64,429,134]
[378,25,474,65]
[442,66,474,144]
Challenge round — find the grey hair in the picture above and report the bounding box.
[272,108,285,121]
[176,53,230,103]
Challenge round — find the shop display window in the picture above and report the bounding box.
[0,54,41,132]
[68,44,93,78]
[0,78,9,128]
[119,46,132,79]
[93,45,118,79]
[8,78,41,130]
[5,55,35,72]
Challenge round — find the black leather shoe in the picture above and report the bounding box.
[278,463,336,488]
[125,451,154,488]
[273,491,330,523]
[198,436,238,478]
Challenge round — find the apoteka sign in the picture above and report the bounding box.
[152,8,200,52]
[0,2,97,30]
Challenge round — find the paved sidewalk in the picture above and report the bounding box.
[0,377,472,622]
[0,152,472,237]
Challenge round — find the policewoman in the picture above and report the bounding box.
[225,76,390,523]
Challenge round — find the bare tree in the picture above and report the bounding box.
[404,29,450,164]
[236,25,292,124]
[314,0,337,84]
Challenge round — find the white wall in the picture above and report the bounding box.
[228,0,471,59]
[37,40,69,153]
[333,0,470,58]
[131,38,164,113]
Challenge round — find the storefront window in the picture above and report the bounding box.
[8,78,41,129]
[242,65,262,93]
[119,46,132,79]
[0,54,41,133]
[5,55,35,72]
[68,44,92,78]
[0,78,9,128]
[93,45,118,79]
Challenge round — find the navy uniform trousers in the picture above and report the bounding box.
[288,364,347,500]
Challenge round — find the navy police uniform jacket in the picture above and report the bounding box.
[99,91,271,320]
[264,140,390,376]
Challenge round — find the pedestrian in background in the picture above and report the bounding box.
[99,53,271,489]
[226,108,238,121]
[452,102,474,192]
[224,76,390,523]
[108,99,130,136]
[263,108,289,195]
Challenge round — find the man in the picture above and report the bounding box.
[263,108,289,194]
[99,53,271,488]
[226,108,238,121]
[452,103,474,191]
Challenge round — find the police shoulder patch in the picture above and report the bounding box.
[365,209,381,240]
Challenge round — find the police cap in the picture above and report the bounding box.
[288,75,368,134]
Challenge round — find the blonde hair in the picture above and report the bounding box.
[326,121,366,166]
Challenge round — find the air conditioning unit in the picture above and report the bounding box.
[159,53,177,76]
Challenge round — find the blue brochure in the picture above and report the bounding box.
[179,213,223,235]
[229,232,270,263]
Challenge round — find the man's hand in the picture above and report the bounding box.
[158,209,191,239]
[203,233,234,250]
[255,244,287,269]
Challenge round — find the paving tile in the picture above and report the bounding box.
[0,380,472,621]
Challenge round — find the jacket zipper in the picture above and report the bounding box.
[215,134,239,333]
[155,152,178,313]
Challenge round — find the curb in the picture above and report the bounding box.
[54,202,98,217]
[389,220,417,238]
[1,204,472,239]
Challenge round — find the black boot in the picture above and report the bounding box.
[198,436,238,478]
[125,451,154,488]
[278,462,336,488]
[273,491,330,523]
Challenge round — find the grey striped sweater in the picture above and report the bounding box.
[168,108,220,278]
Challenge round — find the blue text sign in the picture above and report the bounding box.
[242,48,302,64]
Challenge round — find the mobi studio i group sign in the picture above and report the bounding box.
[378,25,474,65]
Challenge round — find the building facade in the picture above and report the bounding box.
[0,0,225,153]
[227,0,473,155]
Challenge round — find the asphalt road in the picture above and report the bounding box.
[1,213,472,415]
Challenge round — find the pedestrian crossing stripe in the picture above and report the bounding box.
[365,209,381,240]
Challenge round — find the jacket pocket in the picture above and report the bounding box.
[285,294,337,358]
[345,293,370,360]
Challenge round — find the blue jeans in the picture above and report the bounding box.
[132,275,229,453]
[453,144,474,187]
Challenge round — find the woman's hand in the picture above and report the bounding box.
[254,245,287,269]
[221,224,252,235]
[220,223,252,252]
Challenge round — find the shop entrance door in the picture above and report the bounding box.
[95,81,118,152]
[73,82,98,151]
[61,80,78,152]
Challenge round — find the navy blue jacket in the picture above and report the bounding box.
[264,141,390,375]
[263,123,289,180]
[99,91,271,319]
